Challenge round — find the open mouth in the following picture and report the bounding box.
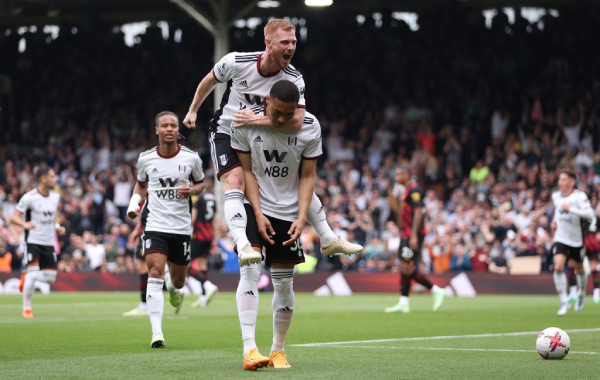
[282,54,292,62]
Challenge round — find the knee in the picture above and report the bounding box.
[42,270,57,284]
[223,169,244,191]
[148,265,163,279]
[171,274,187,289]
[554,265,564,273]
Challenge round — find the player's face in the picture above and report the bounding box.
[266,97,297,128]
[155,115,179,144]
[395,169,409,185]
[268,29,297,68]
[558,173,574,194]
[42,169,57,188]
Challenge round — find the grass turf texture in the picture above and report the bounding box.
[1,293,599,379]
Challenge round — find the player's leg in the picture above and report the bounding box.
[163,234,192,313]
[124,242,149,316]
[143,233,169,348]
[573,248,587,312]
[190,252,218,308]
[591,258,600,303]
[309,193,363,256]
[385,241,414,313]
[567,261,577,303]
[209,130,259,266]
[20,245,56,318]
[552,244,570,315]
[266,216,304,369]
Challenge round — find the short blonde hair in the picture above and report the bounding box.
[264,19,295,39]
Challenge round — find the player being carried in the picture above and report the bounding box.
[183,18,361,266]
[230,80,320,370]
[10,166,65,318]
[551,169,594,315]
[385,167,445,314]
[127,111,205,348]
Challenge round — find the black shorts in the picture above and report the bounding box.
[142,231,191,266]
[191,240,211,259]
[552,242,585,263]
[25,243,57,270]
[584,234,600,261]
[208,128,241,180]
[243,204,305,268]
[398,237,424,266]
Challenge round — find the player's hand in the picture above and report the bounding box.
[561,203,570,212]
[177,185,192,199]
[232,108,260,127]
[23,221,36,230]
[409,235,418,251]
[128,209,140,220]
[57,226,66,236]
[283,217,305,246]
[183,111,197,129]
[257,213,275,245]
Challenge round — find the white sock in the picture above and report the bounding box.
[554,271,568,303]
[576,273,588,297]
[147,278,165,337]
[307,193,336,245]
[138,302,147,311]
[399,296,409,306]
[224,190,250,248]
[271,269,294,352]
[39,270,57,284]
[569,285,578,296]
[594,288,600,299]
[23,266,40,311]
[164,272,182,296]
[236,263,261,356]
[431,284,441,294]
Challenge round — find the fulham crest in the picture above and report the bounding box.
[220,154,228,165]
[288,137,297,147]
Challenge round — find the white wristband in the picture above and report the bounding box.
[127,194,143,215]
[55,223,61,229]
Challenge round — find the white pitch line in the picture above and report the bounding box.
[0,302,133,309]
[322,345,598,355]
[290,328,600,347]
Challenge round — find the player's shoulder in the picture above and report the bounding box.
[300,111,321,137]
[249,104,265,115]
[49,189,60,199]
[20,188,38,200]
[302,111,318,126]
[232,51,261,65]
[138,146,157,160]
[551,190,561,200]
[282,64,302,78]
[179,145,199,157]
[574,189,590,200]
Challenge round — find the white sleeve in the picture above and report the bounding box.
[302,123,323,160]
[136,156,147,182]
[230,128,250,153]
[191,154,205,183]
[212,53,236,83]
[15,193,30,213]
[294,75,306,108]
[570,193,594,220]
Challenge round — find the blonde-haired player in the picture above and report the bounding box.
[183,19,361,268]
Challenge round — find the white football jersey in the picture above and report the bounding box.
[15,189,60,246]
[210,51,306,135]
[231,108,322,222]
[552,189,592,247]
[137,145,204,235]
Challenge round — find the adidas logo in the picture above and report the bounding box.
[254,136,263,143]
[317,206,324,214]
[230,213,244,221]
[276,306,293,314]
[239,80,248,88]
[242,290,255,297]
[152,168,158,173]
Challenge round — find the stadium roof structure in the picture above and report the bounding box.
[1,0,598,27]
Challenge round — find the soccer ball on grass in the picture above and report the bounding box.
[536,327,570,360]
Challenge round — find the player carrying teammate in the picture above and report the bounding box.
[182,19,361,266]
[189,188,219,307]
[551,169,595,315]
[230,80,321,370]
[385,167,445,314]
[10,166,65,318]
[127,111,205,347]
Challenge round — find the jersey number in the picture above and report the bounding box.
[264,166,289,178]
[290,238,303,254]
[183,242,191,261]
[205,200,215,221]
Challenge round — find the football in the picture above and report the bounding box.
[536,327,570,360]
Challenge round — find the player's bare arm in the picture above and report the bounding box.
[8,210,36,230]
[236,151,275,245]
[127,181,148,220]
[410,207,423,251]
[232,107,305,132]
[284,157,315,246]
[183,71,220,129]
[177,181,205,199]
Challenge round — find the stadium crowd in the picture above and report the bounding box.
[1,9,600,275]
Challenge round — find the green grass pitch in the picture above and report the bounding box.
[1,292,599,379]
